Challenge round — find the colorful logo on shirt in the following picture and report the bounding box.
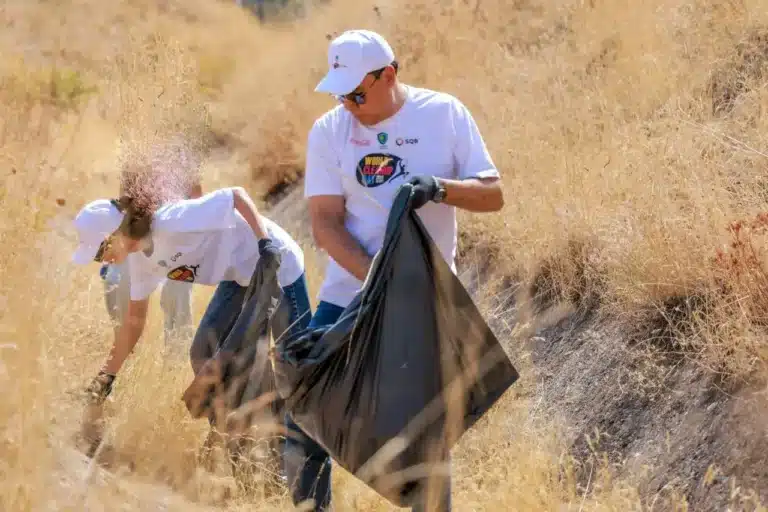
[167,264,199,283]
[356,153,408,188]
[377,132,388,145]
[350,138,370,147]
[396,137,419,146]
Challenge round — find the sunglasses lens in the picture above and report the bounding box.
[334,92,366,105]
[93,239,108,262]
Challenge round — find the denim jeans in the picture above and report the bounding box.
[283,300,452,512]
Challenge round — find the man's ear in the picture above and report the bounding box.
[384,66,397,85]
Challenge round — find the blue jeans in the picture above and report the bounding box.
[284,301,452,512]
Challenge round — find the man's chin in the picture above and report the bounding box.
[347,109,377,127]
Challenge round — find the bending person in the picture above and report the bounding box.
[99,182,203,355]
[71,187,311,465]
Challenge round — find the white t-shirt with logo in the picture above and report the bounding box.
[126,188,305,301]
[304,85,500,308]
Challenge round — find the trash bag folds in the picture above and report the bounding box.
[273,183,520,507]
[182,248,286,434]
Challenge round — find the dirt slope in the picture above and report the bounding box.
[529,312,768,510]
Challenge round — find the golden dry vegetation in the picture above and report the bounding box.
[2,0,768,510]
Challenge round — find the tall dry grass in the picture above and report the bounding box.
[2,0,768,509]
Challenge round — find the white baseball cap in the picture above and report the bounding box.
[315,30,396,96]
[71,199,124,265]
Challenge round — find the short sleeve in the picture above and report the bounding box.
[152,188,237,234]
[451,98,500,181]
[127,254,163,301]
[304,118,344,198]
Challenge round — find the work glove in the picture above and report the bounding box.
[84,371,116,405]
[407,175,440,209]
[258,237,280,260]
[242,237,282,306]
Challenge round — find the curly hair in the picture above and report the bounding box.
[112,137,203,240]
[111,196,153,240]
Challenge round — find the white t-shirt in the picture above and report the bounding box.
[126,188,305,301]
[304,85,499,308]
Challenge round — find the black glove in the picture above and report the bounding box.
[407,175,440,209]
[85,371,116,404]
[258,238,280,259]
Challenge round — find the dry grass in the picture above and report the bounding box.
[2,0,768,509]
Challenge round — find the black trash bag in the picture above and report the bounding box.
[182,247,287,435]
[272,183,520,507]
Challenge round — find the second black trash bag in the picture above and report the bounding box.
[272,183,520,507]
[182,246,287,434]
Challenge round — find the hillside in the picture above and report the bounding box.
[1,0,768,510]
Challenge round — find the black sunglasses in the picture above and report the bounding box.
[93,198,125,262]
[93,237,111,262]
[335,67,387,105]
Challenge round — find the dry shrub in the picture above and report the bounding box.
[709,27,768,117]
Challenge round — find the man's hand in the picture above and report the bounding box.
[85,371,116,405]
[77,371,115,457]
[258,238,280,260]
[407,175,440,209]
[243,238,282,305]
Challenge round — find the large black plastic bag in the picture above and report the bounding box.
[182,247,287,436]
[272,183,520,507]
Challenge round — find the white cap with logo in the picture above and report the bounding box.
[315,29,395,96]
[71,199,124,265]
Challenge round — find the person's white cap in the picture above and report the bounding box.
[71,199,124,265]
[315,29,395,96]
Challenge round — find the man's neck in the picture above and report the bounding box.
[358,83,408,127]
[141,236,154,257]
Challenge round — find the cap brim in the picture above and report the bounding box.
[314,67,368,95]
[72,242,100,265]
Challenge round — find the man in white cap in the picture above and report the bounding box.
[291,29,505,512]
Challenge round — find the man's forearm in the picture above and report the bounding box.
[102,323,144,375]
[439,177,504,212]
[232,187,269,240]
[316,223,372,282]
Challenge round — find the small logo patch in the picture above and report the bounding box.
[396,137,419,146]
[350,138,370,147]
[377,132,388,145]
[167,264,199,283]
